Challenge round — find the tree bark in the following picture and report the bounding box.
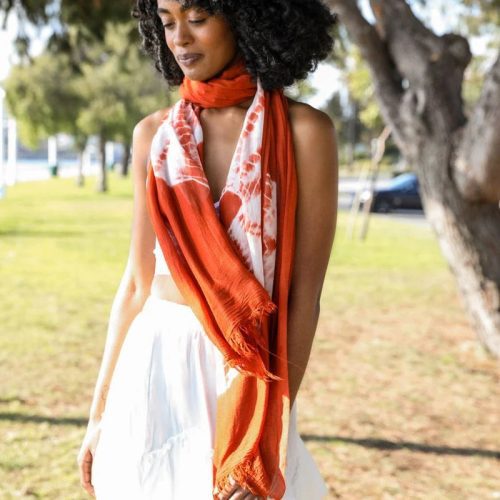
[454,54,500,203]
[119,141,131,177]
[76,148,85,187]
[329,0,500,356]
[97,133,108,193]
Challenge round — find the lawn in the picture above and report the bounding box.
[0,173,498,499]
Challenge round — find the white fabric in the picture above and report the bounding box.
[91,295,328,499]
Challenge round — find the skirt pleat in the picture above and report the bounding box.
[91,294,328,499]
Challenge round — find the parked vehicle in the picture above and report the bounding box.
[359,172,422,213]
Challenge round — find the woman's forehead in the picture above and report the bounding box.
[156,0,212,12]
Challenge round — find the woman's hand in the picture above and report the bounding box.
[76,418,102,497]
[214,474,265,499]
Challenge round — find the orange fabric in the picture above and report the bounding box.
[145,57,297,499]
[181,55,257,109]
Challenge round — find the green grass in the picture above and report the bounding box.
[0,174,498,499]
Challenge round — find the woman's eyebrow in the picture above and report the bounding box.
[157,5,192,15]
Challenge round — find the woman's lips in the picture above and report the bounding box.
[177,54,203,66]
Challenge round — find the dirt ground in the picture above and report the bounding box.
[299,297,500,499]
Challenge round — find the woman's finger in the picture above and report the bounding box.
[228,488,260,500]
[227,483,261,500]
[217,475,264,500]
[217,476,236,499]
[78,448,95,497]
[239,493,256,500]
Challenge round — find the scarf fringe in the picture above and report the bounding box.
[225,354,283,382]
[214,451,282,500]
[224,298,281,381]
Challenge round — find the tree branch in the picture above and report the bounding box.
[454,52,500,203]
[370,0,471,76]
[327,0,404,142]
[369,0,471,130]
[370,0,439,83]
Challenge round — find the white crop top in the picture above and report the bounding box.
[153,199,221,276]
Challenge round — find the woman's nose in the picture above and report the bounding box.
[173,23,193,47]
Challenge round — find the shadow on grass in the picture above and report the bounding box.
[0,229,81,237]
[0,412,87,426]
[0,397,29,404]
[301,434,500,460]
[2,413,498,460]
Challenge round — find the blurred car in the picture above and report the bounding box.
[359,172,422,213]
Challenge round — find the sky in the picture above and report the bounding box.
[0,2,494,110]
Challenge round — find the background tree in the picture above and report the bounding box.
[3,51,89,186]
[323,20,393,167]
[460,0,500,39]
[75,22,170,192]
[4,20,172,192]
[4,52,81,148]
[324,45,397,168]
[0,0,134,56]
[101,23,177,177]
[327,0,500,356]
[347,48,384,135]
[324,92,356,166]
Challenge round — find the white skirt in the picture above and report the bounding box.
[91,294,328,499]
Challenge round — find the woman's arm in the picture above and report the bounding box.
[287,103,339,409]
[86,114,162,423]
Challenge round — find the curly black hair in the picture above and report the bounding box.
[131,0,337,91]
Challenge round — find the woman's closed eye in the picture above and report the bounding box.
[163,18,207,29]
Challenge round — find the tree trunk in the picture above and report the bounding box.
[97,133,108,193]
[329,0,500,357]
[76,148,85,187]
[360,126,391,240]
[119,141,131,177]
[417,141,500,357]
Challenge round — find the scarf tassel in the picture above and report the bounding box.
[223,297,282,382]
[214,449,281,499]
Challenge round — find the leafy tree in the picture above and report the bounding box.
[459,0,500,39]
[0,0,133,52]
[346,48,385,137]
[4,51,89,185]
[4,52,81,147]
[323,21,393,165]
[4,20,173,192]
[100,22,177,177]
[75,21,172,192]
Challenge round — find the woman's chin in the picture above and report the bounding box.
[182,63,231,82]
[183,69,212,82]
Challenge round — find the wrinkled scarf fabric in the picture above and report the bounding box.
[146,57,297,499]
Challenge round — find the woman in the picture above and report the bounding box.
[77,0,338,498]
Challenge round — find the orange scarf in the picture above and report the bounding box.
[146,57,297,499]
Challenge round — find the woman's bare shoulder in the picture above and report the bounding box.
[131,107,172,175]
[286,97,335,138]
[285,97,337,177]
[133,107,172,146]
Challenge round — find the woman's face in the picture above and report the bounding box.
[157,0,238,81]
